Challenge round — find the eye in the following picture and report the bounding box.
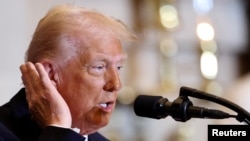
[117,65,123,71]
[93,65,106,72]
[95,65,104,70]
[87,64,106,76]
[117,60,125,71]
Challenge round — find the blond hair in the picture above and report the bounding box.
[25,4,136,62]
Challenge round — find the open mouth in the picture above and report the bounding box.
[100,103,108,108]
[98,101,114,112]
[99,102,113,108]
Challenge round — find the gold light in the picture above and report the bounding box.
[159,5,179,29]
[200,51,218,79]
[196,22,214,41]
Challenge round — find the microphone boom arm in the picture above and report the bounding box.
[180,86,250,124]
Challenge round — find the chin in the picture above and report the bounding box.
[79,115,111,135]
[79,121,109,135]
[95,117,110,128]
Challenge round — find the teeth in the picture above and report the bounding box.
[100,103,107,108]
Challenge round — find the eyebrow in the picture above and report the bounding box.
[88,53,127,63]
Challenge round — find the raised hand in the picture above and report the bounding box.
[19,62,72,128]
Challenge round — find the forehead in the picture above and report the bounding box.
[80,35,127,62]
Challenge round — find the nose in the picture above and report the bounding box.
[104,67,122,92]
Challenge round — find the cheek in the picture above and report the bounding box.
[64,78,103,113]
[58,68,106,113]
[66,91,93,119]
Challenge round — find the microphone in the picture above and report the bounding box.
[134,95,233,122]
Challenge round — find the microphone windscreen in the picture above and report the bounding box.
[133,95,162,119]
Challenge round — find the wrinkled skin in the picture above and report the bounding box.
[20,34,127,135]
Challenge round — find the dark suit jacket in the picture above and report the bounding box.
[0,88,109,141]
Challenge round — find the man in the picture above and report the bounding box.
[0,4,136,141]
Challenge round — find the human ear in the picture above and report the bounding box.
[40,62,59,86]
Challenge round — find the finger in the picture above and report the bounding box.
[20,63,28,85]
[20,63,31,100]
[20,62,43,105]
[34,63,58,101]
[35,63,54,89]
[20,62,40,89]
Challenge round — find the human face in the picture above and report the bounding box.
[56,34,126,135]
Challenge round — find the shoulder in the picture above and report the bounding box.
[0,122,20,141]
[88,132,109,141]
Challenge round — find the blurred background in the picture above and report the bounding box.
[1,0,250,141]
